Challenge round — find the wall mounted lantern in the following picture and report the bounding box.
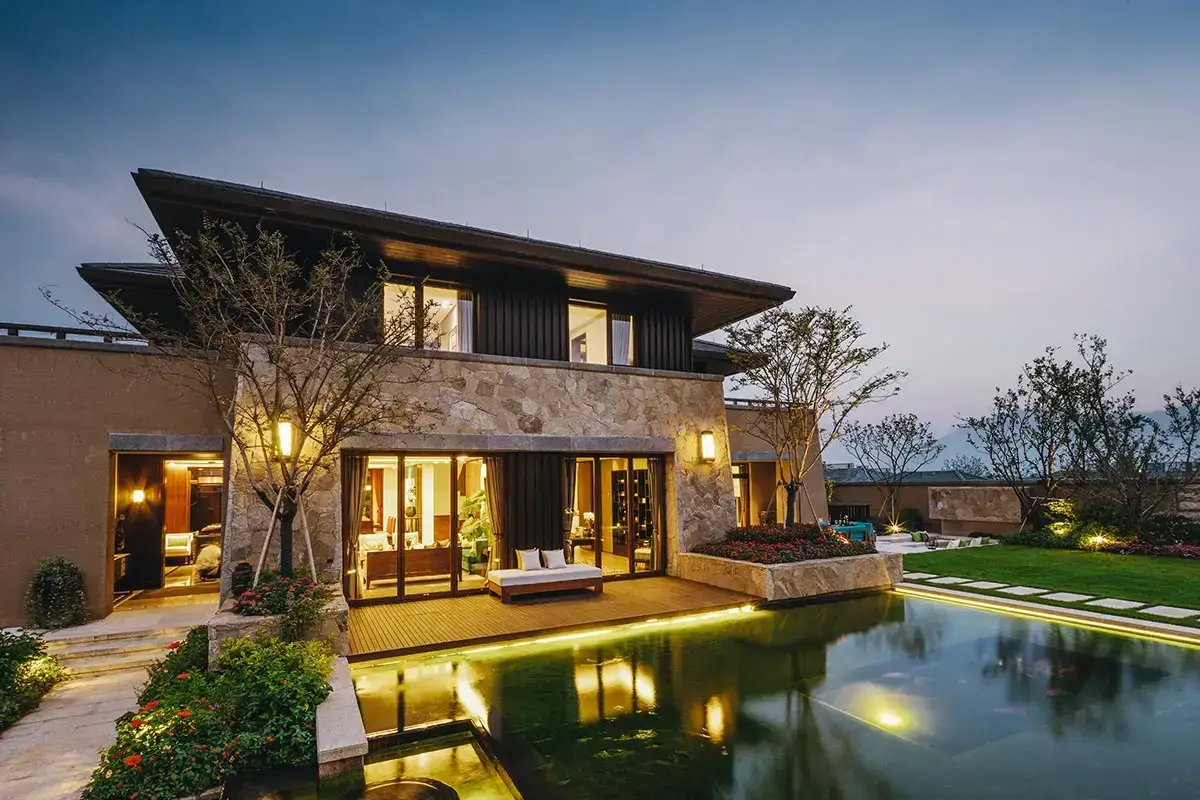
[276,413,294,459]
[130,488,146,504]
[699,430,716,463]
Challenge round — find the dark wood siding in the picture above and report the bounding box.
[635,303,693,372]
[502,453,565,566]
[476,282,568,361]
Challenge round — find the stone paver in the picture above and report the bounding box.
[962,581,1008,590]
[1139,605,1200,619]
[1086,598,1145,611]
[928,576,973,585]
[997,586,1049,596]
[902,572,937,580]
[0,669,145,800]
[40,594,216,643]
[1040,592,1095,603]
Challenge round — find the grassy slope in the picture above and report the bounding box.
[902,546,1200,612]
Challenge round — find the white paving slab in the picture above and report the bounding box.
[962,581,1008,590]
[1139,605,1200,619]
[1086,598,1145,611]
[928,576,973,585]
[902,572,938,580]
[997,586,1049,596]
[1040,592,1095,603]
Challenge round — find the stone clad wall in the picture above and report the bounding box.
[677,552,902,602]
[220,349,737,593]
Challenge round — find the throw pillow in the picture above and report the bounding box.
[542,549,567,569]
[516,549,543,570]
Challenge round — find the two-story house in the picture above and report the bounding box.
[0,169,794,623]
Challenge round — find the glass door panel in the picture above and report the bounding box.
[401,455,454,597]
[357,456,400,600]
[566,458,598,565]
[599,457,630,576]
[631,458,660,573]
[456,456,492,591]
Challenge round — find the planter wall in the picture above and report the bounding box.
[677,552,903,602]
[207,587,349,663]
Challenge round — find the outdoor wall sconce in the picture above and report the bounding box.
[276,413,294,459]
[699,430,716,463]
[130,488,146,504]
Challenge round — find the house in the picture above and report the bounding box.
[0,169,796,623]
[725,400,829,527]
[824,464,1021,535]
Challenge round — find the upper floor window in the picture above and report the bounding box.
[569,303,634,366]
[383,282,473,353]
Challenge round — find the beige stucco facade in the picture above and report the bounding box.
[0,339,228,625]
[220,349,738,593]
[725,406,828,525]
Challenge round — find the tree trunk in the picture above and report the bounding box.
[278,486,297,578]
[784,482,799,527]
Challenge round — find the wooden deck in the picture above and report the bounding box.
[348,576,755,659]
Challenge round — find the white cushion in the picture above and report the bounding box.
[358,533,390,552]
[970,537,983,547]
[488,563,602,586]
[516,549,543,570]
[542,549,567,569]
[945,539,960,549]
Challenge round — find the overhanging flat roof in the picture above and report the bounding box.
[130,169,794,336]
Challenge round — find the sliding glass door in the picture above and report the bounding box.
[565,455,664,577]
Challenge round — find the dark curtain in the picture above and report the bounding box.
[485,456,505,570]
[563,457,577,559]
[341,454,368,600]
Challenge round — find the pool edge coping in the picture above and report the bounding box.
[896,583,1200,648]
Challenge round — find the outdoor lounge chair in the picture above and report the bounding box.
[487,561,603,603]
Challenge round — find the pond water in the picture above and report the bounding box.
[348,594,1200,799]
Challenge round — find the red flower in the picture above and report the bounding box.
[141,700,160,712]
[177,710,192,719]
[167,641,181,650]
[129,718,143,729]
[176,672,190,680]
[123,754,142,768]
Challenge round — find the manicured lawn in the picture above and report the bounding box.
[903,546,1200,611]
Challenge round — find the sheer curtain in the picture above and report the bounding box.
[457,291,474,353]
[610,313,633,366]
[341,454,368,599]
[484,456,505,569]
[563,457,577,559]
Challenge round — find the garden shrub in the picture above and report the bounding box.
[724,524,823,543]
[84,636,332,800]
[0,629,64,731]
[233,572,330,641]
[1096,542,1200,559]
[26,556,89,629]
[1134,515,1200,546]
[696,526,874,564]
[896,507,924,531]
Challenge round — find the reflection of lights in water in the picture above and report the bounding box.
[635,669,656,706]
[832,682,921,736]
[456,674,490,727]
[574,658,658,724]
[876,710,903,729]
[704,696,726,743]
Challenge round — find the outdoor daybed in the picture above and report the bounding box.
[487,563,603,603]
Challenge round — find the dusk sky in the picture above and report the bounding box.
[3,1,1198,435]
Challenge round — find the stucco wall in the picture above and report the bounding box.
[0,340,227,625]
[220,350,737,592]
[726,406,828,524]
[828,485,934,528]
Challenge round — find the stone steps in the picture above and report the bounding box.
[47,627,192,677]
[50,633,182,663]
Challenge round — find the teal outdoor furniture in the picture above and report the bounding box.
[833,521,875,543]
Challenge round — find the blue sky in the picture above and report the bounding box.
[3,1,1199,433]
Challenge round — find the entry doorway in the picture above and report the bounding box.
[112,452,226,603]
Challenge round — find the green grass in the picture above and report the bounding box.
[902,546,1200,624]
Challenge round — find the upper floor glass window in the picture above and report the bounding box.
[568,303,634,366]
[383,282,473,353]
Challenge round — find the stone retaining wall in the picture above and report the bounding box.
[677,552,903,603]
[206,588,349,663]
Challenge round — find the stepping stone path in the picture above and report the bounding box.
[997,586,1049,596]
[1086,598,1145,611]
[903,572,938,580]
[1139,606,1200,619]
[928,576,973,585]
[962,581,1008,590]
[1040,592,1095,603]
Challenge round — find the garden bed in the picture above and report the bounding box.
[678,551,902,601]
[0,630,64,733]
[208,576,349,662]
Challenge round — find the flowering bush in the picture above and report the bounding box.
[1095,542,1200,559]
[233,572,330,640]
[0,630,64,731]
[694,526,875,564]
[83,636,331,800]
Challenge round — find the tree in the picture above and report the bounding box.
[842,413,944,528]
[1054,335,1200,532]
[50,218,431,578]
[943,454,991,478]
[726,306,905,526]
[958,345,1079,529]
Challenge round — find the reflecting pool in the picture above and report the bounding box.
[353,594,1200,799]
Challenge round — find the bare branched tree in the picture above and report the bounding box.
[842,413,944,528]
[943,454,991,478]
[48,218,433,577]
[726,306,904,526]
